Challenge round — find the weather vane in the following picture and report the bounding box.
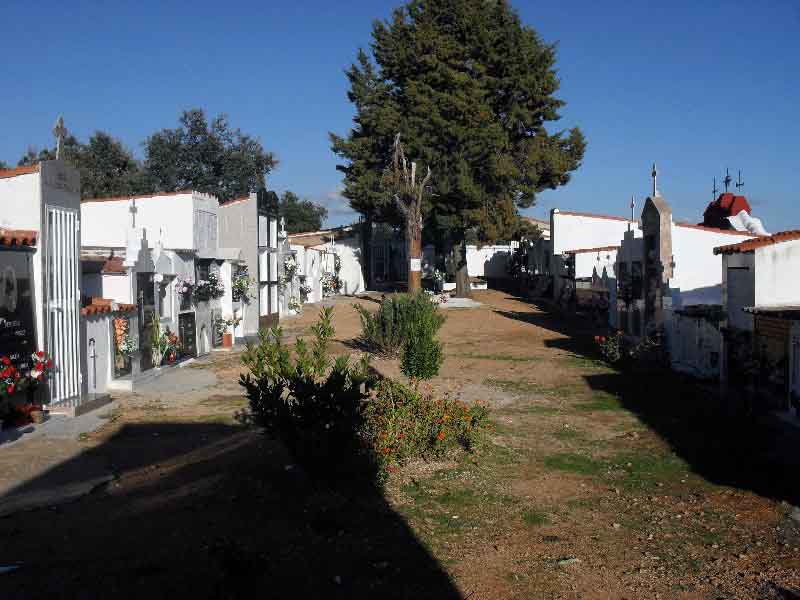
[723,168,732,193]
[735,170,744,192]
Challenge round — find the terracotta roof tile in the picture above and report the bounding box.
[0,228,38,247]
[81,298,136,316]
[0,164,39,180]
[714,230,800,255]
[102,257,127,273]
[220,196,250,207]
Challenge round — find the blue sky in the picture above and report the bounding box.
[2,1,798,229]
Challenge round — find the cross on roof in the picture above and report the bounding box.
[129,199,137,228]
[723,168,732,192]
[735,170,744,192]
[712,177,718,199]
[651,163,659,197]
[52,115,68,160]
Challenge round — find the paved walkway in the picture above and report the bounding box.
[0,364,219,517]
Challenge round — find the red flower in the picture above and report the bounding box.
[45,360,53,369]
[437,431,446,442]
[594,336,600,343]
[1,356,10,366]
[7,384,14,394]
[36,351,45,358]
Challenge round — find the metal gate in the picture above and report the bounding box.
[46,206,81,403]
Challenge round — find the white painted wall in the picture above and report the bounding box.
[466,245,512,278]
[0,172,40,231]
[81,193,195,250]
[308,237,365,296]
[754,239,800,307]
[101,274,133,304]
[574,249,617,280]
[669,313,722,380]
[551,209,640,255]
[670,224,754,306]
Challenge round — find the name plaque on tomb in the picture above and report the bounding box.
[0,251,36,374]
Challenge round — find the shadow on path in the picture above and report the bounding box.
[0,421,461,599]
[493,300,800,506]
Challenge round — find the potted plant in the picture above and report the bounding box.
[215,315,242,348]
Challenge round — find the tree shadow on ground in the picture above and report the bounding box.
[493,303,800,506]
[0,421,461,599]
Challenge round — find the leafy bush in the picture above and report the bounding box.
[239,307,371,472]
[400,295,445,380]
[363,378,489,471]
[355,293,446,376]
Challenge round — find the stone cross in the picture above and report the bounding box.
[129,199,137,228]
[52,115,68,160]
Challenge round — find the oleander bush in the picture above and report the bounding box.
[240,307,371,472]
[363,378,489,472]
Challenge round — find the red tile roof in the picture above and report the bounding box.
[81,298,136,316]
[0,228,38,247]
[714,230,800,255]
[81,189,192,203]
[101,257,127,274]
[565,245,619,254]
[0,164,39,180]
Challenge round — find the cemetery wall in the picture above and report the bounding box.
[467,244,511,278]
[670,224,753,307]
[551,209,640,255]
[219,195,259,336]
[0,171,40,230]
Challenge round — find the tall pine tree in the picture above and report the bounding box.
[332,0,585,294]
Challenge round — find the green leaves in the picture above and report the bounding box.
[332,0,586,244]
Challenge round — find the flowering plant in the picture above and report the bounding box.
[320,272,341,297]
[425,290,449,305]
[231,269,252,302]
[28,351,53,388]
[0,357,22,397]
[288,297,303,313]
[192,272,225,302]
[595,332,623,363]
[283,254,298,279]
[175,276,194,296]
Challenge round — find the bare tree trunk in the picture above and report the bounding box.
[455,238,471,298]
[408,221,422,294]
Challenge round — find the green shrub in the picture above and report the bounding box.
[354,295,413,357]
[355,293,446,376]
[400,294,445,380]
[363,379,489,472]
[239,307,371,473]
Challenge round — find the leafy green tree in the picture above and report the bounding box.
[0,160,8,170]
[143,108,276,202]
[278,191,328,233]
[332,0,585,294]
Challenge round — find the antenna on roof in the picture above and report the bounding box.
[723,168,732,192]
[712,177,718,200]
[735,170,744,192]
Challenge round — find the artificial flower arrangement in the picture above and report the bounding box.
[298,278,313,303]
[288,297,303,313]
[231,268,252,303]
[175,276,194,297]
[1,351,54,427]
[192,273,225,302]
[320,272,342,297]
[113,318,137,358]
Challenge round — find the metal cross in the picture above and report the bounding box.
[630,195,635,222]
[52,115,68,160]
[723,168,732,192]
[651,163,658,197]
[712,177,718,199]
[735,170,744,192]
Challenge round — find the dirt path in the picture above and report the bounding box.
[2,290,800,599]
